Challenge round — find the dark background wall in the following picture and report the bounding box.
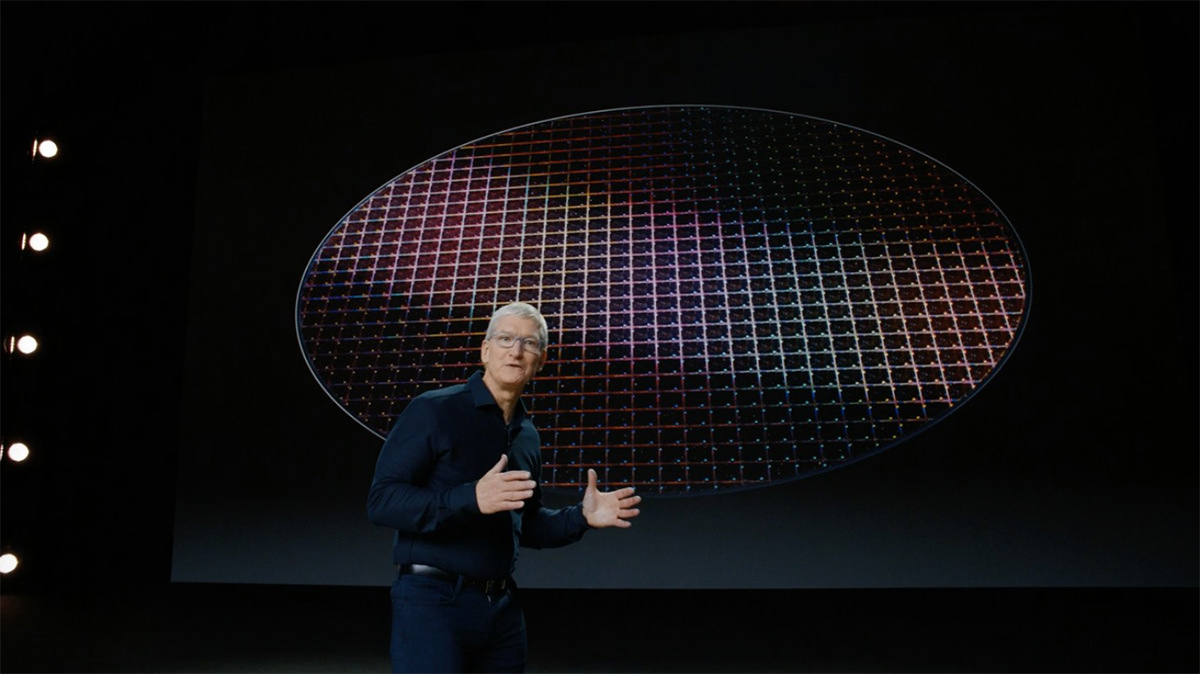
[2,2,1196,672]
[167,3,1197,591]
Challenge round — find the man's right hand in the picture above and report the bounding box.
[475,454,536,514]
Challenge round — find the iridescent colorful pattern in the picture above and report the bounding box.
[296,106,1029,495]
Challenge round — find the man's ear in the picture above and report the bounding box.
[480,338,490,363]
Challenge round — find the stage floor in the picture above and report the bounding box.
[2,583,1196,673]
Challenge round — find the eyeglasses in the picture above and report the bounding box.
[491,334,543,353]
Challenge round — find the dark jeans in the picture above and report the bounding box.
[390,572,526,673]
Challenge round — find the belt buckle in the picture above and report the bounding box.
[482,578,505,594]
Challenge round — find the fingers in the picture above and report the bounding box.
[477,484,534,513]
[476,456,536,514]
[583,471,642,528]
[491,490,535,512]
[488,471,535,494]
[611,486,638,500]
[607,502,641,528]
[617,495,642,517]
[586,471,640,497]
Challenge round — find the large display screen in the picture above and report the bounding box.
[171,11,1195,589]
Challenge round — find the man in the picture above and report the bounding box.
[368,301,642,673]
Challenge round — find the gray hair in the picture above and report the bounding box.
[485,302,549,349]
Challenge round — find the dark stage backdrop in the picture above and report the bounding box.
[170,5,1197,588]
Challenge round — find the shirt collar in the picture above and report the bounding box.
[466,370,529,422]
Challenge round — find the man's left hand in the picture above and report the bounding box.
[582,468,642,528]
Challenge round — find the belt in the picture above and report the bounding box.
[398,563,511,594]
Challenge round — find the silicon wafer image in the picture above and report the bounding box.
[296,106,1030,495]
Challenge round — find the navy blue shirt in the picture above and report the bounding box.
[368,370,589,578]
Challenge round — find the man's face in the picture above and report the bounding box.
[480,314,547,394]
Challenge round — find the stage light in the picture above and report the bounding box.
[7,335,39,355]
[32,138,58,159]
[4,442,31,463]
[0,553,19,575]
[22,232,50,252]
[16,335,38,354]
